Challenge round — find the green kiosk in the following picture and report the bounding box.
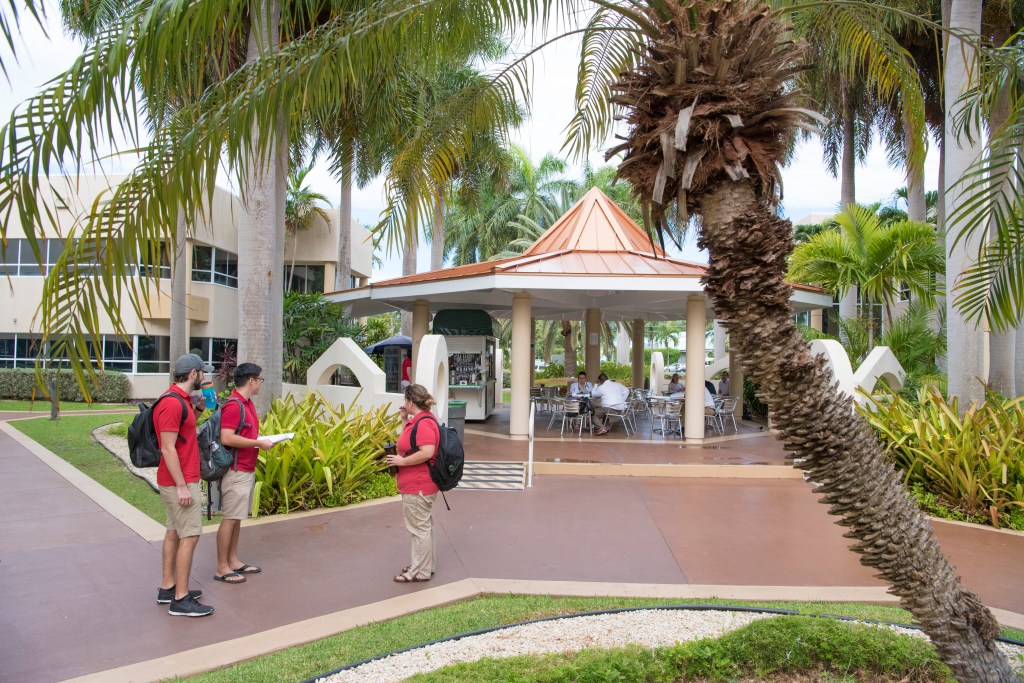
[433,309,497,422]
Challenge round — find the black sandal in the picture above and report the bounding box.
[214,572,247,584]
[393,572,430,583]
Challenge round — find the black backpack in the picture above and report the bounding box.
[197,397,248,482]
[409,414,465,502]
[127,392,188,468]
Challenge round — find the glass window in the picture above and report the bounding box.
[286,265,325,293]
[213,249,238,287]
[900,282,911,302]
[136,335,171,374]
[139,241,171,279]
[189,337,210,360]
[102,337,133,372]
[211,338,237,369]
[14,336,42,366]
[0,334,14,368]
[44,239,65,274]
[192,245,213,283]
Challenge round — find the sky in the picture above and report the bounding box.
[2,13,942,281]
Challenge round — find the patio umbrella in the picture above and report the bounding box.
[362,334,413,355]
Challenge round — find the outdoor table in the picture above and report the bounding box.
[649,396,683,436]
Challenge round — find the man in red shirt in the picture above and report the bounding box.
[401,351,412,390]
[215,363,273,584]
[155,354,214,617]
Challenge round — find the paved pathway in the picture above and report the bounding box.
[2,418,1023,682]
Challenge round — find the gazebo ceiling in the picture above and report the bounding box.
[329,188,831,321]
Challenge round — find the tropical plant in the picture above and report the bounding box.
[253,392,401,515]
[860,386,1024,528]
[596,0,1012,675]
[363,312,401,349]
[282,292,361,384]
[788,204,944,343]
[285,165,331,287]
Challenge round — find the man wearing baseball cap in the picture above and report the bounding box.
[155,354,215,617]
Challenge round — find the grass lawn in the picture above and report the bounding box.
[0,400,134,412]
[178,594,1024,683]
[9,414,224,526]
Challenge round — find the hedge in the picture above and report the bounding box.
[0,368,130,403]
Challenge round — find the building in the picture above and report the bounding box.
[0,176,372,398]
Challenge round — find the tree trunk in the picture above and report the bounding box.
[431,193,445,272]
[944,0,986,408]
[336,168,353,291]
[986,26,1015,397]
[239,0,286,414]
[562,321,577,377]
[169,210,189,371]
[696,179,1014,680]
[400,236,416,335]
[615,323,630,364]
[288,228,298,290]
[838,87,859,321]
[904,116,926,224]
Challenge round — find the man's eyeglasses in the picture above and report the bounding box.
[256,377,265,383]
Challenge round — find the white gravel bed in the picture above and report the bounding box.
[93,423,159,491]
[319,609,767,683]
[318,609,1024,683]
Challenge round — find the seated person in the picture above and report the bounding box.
[592,373,631,435]
[668,385,717,415]
[568,371,593,397]
[705,379,717,395]
[718,370,730,396]
[666,374,683,394]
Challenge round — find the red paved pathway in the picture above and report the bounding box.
[2,420,1023,682]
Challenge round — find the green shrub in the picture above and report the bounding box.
[502,370,511,388]
[0,368,130,403]
[599,361,631,383]
[252,393,402,516]
[860,386,1024,528]
[643,348,683,366]
[538,362,565,379]
[743,376,767,417]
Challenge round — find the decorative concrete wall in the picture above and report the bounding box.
[703,357,729,382]
[650,352,665,394]
[413,335,449,425]
[809,340,906,405]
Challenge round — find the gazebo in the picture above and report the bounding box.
[330,188,830,441]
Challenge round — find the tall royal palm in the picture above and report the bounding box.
[588,0,1012,677]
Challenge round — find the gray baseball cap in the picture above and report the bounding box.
[174,353,214,375]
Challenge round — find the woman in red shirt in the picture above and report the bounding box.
[385,384,440,583]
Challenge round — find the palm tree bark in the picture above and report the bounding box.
[697,179,1014,681]
[400,237,416,336]
[238,0,286,414]
[838,87,859,321]
[431,193,445,272]
[904,116,927,224]
[336,167,353,291]
[944,0,986,408]
[169,210,189,367]
[562,321,577,377]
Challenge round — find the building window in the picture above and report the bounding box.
[211,338,237,369]
[0,335,14,368]
[899,282,911,302]
[136,335,171,374]
[192,245,238,288]
[103,338,133,372]
[0,238,58,276]
[286,265,325,293]
[138,241,171,279]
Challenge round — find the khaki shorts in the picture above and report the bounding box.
[160,482,202,538]
[219,469,255,520]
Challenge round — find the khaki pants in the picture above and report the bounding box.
[219,469,255,520]
[159,482,202,538]
[593,406,624,430]
[402,493,437,579]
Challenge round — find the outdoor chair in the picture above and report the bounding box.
[660,401,683,438]
[530,387,548,414]
[713,397,739,433]
[561,400,592,437]
[547,398,567,430]
[602,407,633,437]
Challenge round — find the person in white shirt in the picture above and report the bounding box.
[668,383,717,415]
[718,370,730,396]
[592,373,631,435]
[568,371,593,397]
[666,374,683,394]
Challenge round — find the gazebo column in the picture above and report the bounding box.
[510,293,533,438]
[585,308,601,378]
[729,338,744,419]
[411,299,430,378]
[630,319,644,390]
[713,320,727,361]
[684,296,706,443]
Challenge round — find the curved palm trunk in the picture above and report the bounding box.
[697,180,1013,680]
[838,88,859,321]
[336,168,353,291]
[239,0,286,414]
[904,117,927,224]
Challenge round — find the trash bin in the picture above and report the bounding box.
[447,400,467,443]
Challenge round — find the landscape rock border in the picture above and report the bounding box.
[92,423,158,491]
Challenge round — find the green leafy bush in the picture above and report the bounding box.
[502,370,511,388]
[252,393,402,516]
[538,362,565,379]
[860,386,1024,528]
[599,361,631,383]
[283,292,362,384]
[0,368,130,403]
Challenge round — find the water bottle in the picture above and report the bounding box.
[201,380,217,409]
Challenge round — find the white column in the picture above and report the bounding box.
[713,320,726,361]
[685,296,707,442]
[631,319,644,390]
[615,323,630,364]
[510,293,532,437]
[585,308,601,378]
[411,299,429,379]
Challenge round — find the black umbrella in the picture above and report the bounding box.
[362,334,413,355]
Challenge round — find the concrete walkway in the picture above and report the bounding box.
[2,416,1023,683]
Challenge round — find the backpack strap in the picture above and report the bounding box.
[222,397,248,471]
[406,413,439,457]
[154,391,189,444]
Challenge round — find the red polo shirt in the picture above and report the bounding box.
[154,385,200,487]
[396,411,439,495]
[220,390,260,472]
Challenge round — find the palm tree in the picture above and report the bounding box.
[285,165,331,288]
[787,204,944,344]
[593,0,1012,676]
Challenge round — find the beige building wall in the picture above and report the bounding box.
[1,176,373,399]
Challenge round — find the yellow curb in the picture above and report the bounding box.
[0,421,167,541]
[929,516,1024,538]
[532,461,803,478]
[60,578,1024,683]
